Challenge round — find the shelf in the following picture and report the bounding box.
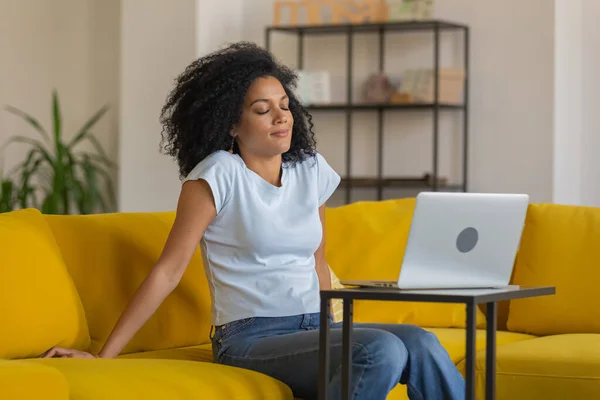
[265,18,469,204]
[267,20,468,35]
[305,103,464,111]
[339,177,464,190]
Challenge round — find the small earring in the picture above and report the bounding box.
[229,136,235,153]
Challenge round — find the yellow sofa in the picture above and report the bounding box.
[1,198,599,399]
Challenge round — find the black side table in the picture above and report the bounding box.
[318,286,555,400]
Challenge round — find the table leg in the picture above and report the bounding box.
[342,299,354,400]
[486,302,497,400]
[318,294,331,400]
[465,301,477,400]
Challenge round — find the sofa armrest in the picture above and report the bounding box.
[0,359,69,400]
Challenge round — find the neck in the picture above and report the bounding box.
[239,153,283,187]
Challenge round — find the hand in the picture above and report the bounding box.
[39,347,98,359]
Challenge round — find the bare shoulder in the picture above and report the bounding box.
[179,179,217,220]
[153,179,217,277]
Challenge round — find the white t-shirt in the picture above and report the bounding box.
[184,150,341,326]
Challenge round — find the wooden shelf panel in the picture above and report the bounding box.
[305,103,464,111]
[339,177,463,190]
[268,20,468,35]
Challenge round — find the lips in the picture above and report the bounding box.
[271,129,290,137]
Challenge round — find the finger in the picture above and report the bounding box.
[40,348,56,358]
[48,347,72,358]
[55,349,75,358]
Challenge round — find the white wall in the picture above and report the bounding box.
[553,0,582,205]
[553,0,600,207]
[0,0,120,188]
[118,0,197,212]
[580,1,600,207]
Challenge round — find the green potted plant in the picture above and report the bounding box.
[0,176,16,213]
[1,89,117,214]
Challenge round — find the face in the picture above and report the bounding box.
[232,76,294,159]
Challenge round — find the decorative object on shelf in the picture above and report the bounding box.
[362,73,394,103]
[387,0,434,21]
[394,68,465,104]
[296,70,332,105]
[0,90,117,214]
[389,92,413,104]
[273,0,389,26]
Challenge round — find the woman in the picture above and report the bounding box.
[42,42,465,400]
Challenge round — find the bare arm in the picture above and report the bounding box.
[314,203,332,292]
[41,179,217,359]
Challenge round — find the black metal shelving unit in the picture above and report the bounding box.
[265,19,469,204]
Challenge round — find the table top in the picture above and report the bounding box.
[320,285,555,304]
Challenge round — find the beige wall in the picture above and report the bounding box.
[118,0,245,212]
[118,0,197,212]
[0,0,120,187]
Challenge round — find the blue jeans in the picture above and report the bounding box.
[211,313,465,400]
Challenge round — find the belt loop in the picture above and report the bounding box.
[300,313,310,329]
[209,325,215,340]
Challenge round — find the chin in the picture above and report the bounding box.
[280,143,292,154]
[272,141,291,154]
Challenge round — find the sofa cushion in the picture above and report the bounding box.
[0,359,69,400]
[120,343,214,363]
[44,211,212,355]
[0,208,90,359]
[30,358,293,400]
[325,198,486,329]
[374,328,537,400]
[426,327,536,364]
[507,203,600,335]
[457,333,600,400]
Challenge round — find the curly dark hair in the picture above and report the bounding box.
[159,41,317,179]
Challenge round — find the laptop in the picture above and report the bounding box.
[340,191,530,290]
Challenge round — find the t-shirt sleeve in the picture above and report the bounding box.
[316,152,341,206]
[183,152,233,214]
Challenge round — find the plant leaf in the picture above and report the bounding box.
[68,105,109,148]
[16,152,44,208]
[80,133,111,161]
[83,153,117,169]
[3,105,51,143]
[0,179,15,212]
[1,136,54,166]
[76,157,116,212]
[41,190,59,214]
[82,157,99,214]
[52,89,62,146]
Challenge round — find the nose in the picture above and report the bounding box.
[274,108,288,124]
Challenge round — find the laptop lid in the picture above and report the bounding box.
[396,192,530,289]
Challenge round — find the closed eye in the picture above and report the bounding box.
[256,106,289,115]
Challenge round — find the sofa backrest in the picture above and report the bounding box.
[325,198,487,329]
[0,209,90,359]
[506,203,600,335]
[44,211,212,355]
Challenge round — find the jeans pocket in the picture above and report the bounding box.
[217,317,256,343]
